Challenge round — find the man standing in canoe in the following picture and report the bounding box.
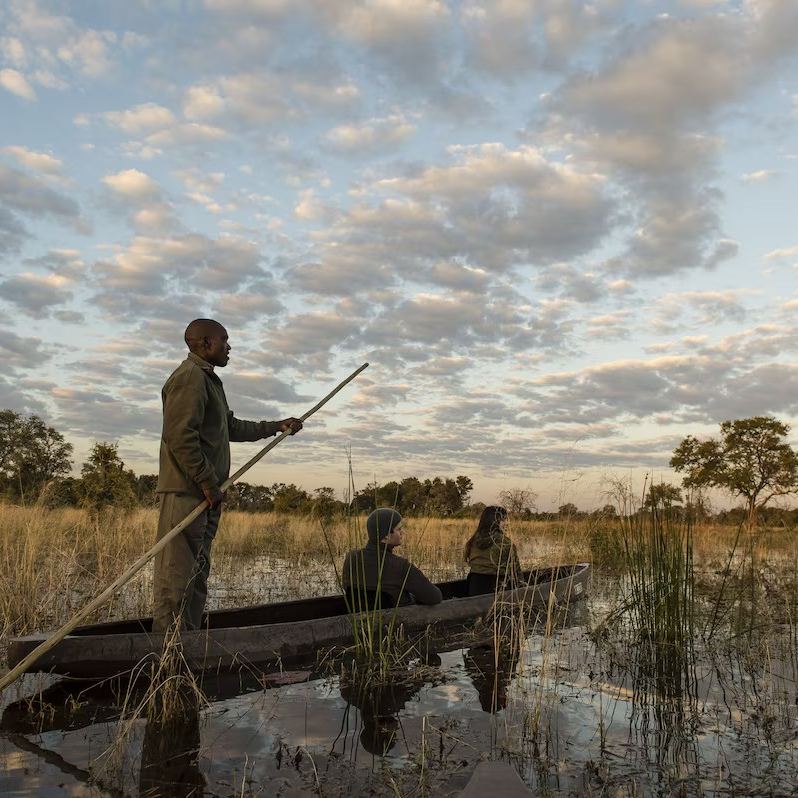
[152,318,303,634]
[342,508,442,608]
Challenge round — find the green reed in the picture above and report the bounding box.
[596,507,696,696]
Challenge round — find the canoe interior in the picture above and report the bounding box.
[69,564,582,637]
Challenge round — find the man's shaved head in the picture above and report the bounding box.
[184,319,230,367]
[185,318,225,349]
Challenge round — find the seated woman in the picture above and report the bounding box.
[342,508,443,610]
[464,506,522,597]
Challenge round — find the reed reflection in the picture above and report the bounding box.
[463,640,522,713]
[139,684,205,798]
[336,650,440,757]
[631,644,701,786]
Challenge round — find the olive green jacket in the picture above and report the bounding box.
[466,535,521,579]
[156,353,282,496]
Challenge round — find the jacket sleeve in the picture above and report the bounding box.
[341,551,353,590]
[228,413,282,442]
[492,538,521,576]
[162,380,218,491]
[510,542,522,577]
[403,563,443,605]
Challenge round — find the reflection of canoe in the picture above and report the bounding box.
[7,563,590,679]
[1,667,317,736]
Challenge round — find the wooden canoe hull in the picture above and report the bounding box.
[6,563,590,678]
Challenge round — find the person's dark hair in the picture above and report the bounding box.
[463,505,508,561]
[184,318,225,350]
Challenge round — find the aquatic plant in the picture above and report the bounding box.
[592,498,697,708]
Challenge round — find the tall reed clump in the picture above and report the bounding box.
[596,507,696,701]
[623,508,695,654]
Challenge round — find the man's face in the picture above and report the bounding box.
[203,328,230,367]
[382,521,404,547]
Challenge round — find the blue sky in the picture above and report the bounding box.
[1,0,798,510]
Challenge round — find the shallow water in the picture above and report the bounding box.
[2,566,798,797]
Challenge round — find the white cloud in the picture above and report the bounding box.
[742,169,780,182]
[203,0,293,15]
[55,28,116,79]
[145,122,230,147]
[764,245,798,262]
[652,290,751,330]
[102,169,160,199]
[264,311,361,357]
[0,68,36,100]
[327,0,451,82]
[325,115,416,154]
[1,145,63,175]
[0,272,73,318]
[0,163,85,248]
[557,16,747,132]
[0,36,27,68]
[462,0,600,76]
[293,188,329,221]
[182,85,226,121]
[89,234,265,314]
[101,170,179,234]
[2,2,145,88]
[293,78,360,110]
[0,327,52,373]
[103,103,178,135]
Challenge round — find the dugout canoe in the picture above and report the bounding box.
[6,563,590,679]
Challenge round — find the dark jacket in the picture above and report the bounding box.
[342,544,443,606]
[156,353,281,496]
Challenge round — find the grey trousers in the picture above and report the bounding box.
[152,492,221,634]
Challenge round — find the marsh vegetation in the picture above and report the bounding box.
[1,505,798,796]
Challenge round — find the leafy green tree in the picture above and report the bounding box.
[271,483,312,514]
[77,442,137,509]
[42,476,80,507]
[135,474,159,507]
[352,482,378,514]
[225,482,274,512]
[592,504,618,519]
[399,477,427,514]
[351,474,474,517]
[644,483,683,510]
[455,475,474,505]
[671,416,798,526]
[376,480,402,509]
[0,409,73,502]
[427,477,464,516]
[311,486,342,522]
[558,502,581,519]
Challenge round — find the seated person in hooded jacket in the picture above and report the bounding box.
[342,508,443,608]
[464,505,522,596]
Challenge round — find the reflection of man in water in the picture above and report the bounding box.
[339,675,424,756]
[464,642,521,713]
[139,686,205,797]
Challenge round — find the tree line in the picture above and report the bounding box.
[0,409,485,517]
[2,409,798,524]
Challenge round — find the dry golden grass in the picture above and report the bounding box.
[2,501,797,666]
[0,504,156,638]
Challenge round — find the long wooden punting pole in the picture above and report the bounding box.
[0,362,369,694]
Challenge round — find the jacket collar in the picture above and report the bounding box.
[369,542,396,554]
[187,351,214,373]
